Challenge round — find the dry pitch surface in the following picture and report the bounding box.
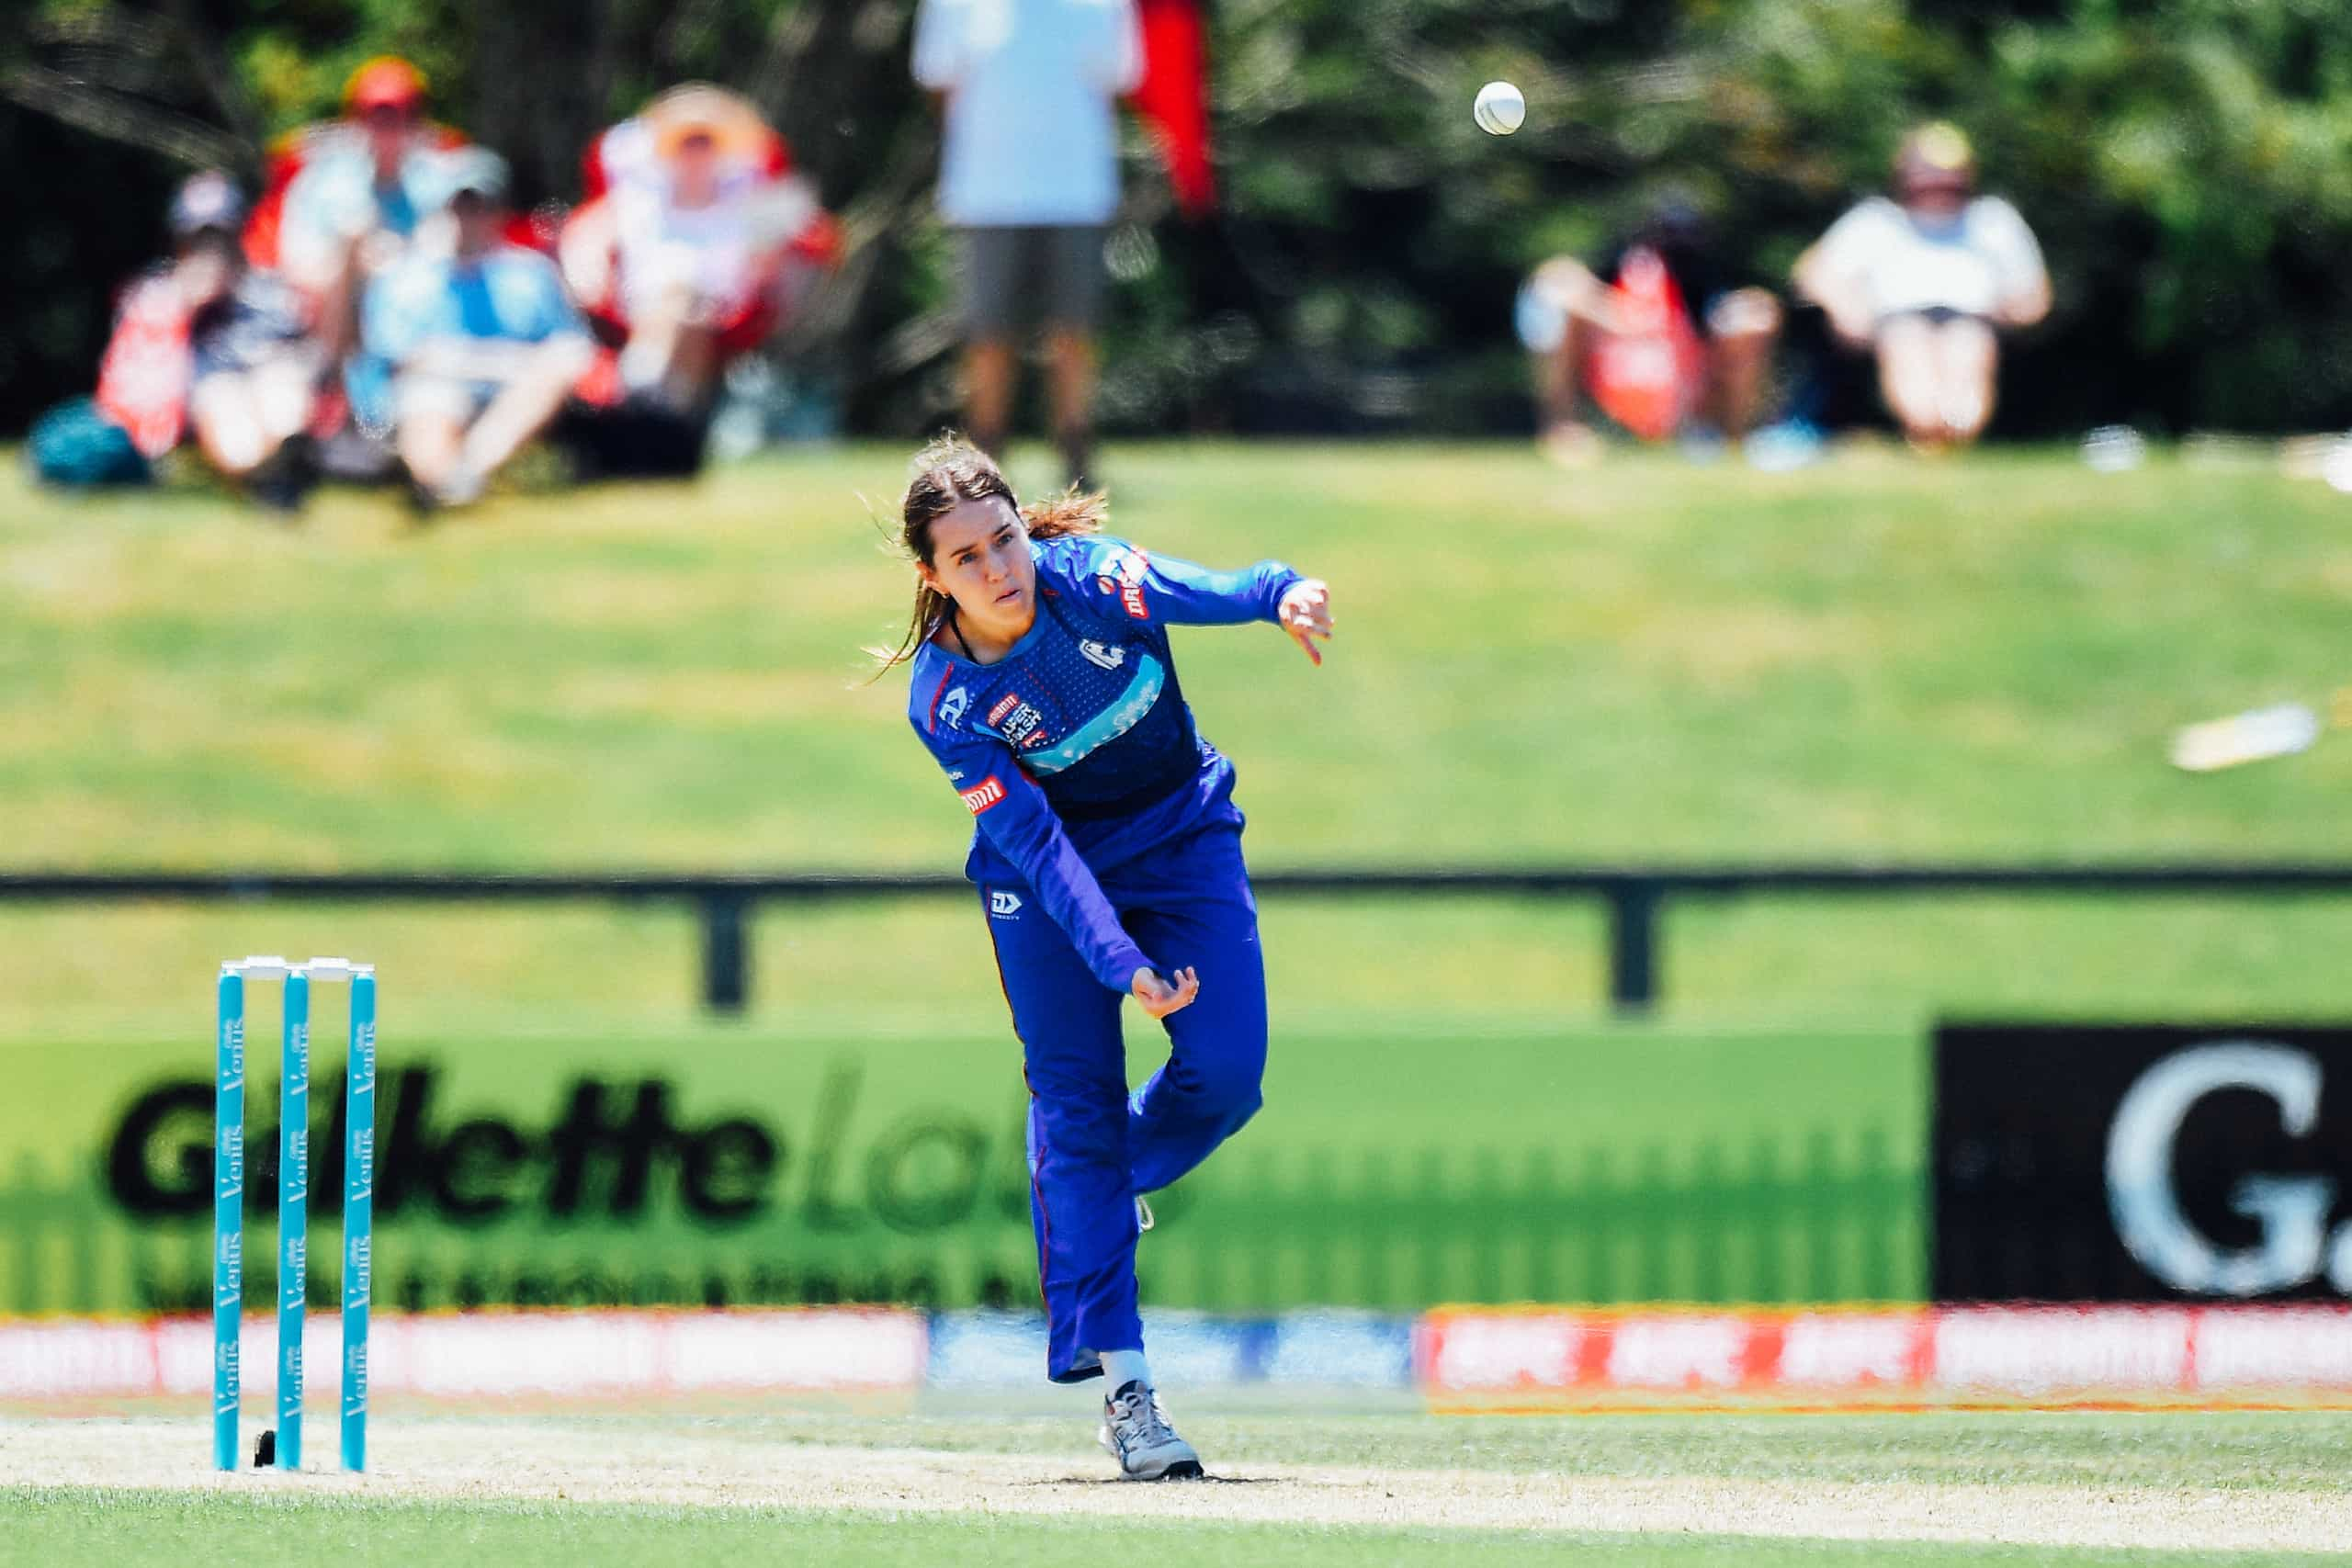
[3,1412,2349,1557]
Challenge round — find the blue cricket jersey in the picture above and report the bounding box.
[908,534,1302,993]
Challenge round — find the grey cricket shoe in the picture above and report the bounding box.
[1099,1380,1204,1481]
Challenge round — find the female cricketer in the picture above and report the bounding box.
[883,437,1331,1479]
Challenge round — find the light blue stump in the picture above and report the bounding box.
[212,969,246,1472]
[277,972,310,1471]
[340,969,376,1472]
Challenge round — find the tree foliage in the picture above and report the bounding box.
[11,0,2352,436]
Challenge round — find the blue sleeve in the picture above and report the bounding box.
[911,714,1151,994]
[1039,536,1303,628]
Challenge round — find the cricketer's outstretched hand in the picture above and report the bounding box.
[1279,579,1333,666]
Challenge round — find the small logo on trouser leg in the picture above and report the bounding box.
[989,890,1023,919]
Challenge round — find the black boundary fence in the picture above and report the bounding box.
[5,864,2350,1016]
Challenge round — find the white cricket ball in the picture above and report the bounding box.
[1474,81,1525,137]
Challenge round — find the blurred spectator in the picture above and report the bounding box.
[1516,196,1782,465]
[172,175,321,509]
[558,84,836,464]
[913,0,1143,488]
[269,58,465,412]
[32,173,317,506]
[1792,123,2051,450]
[362,151,593,512]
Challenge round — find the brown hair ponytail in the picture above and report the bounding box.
[872,435,1106,671]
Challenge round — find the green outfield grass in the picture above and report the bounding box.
[9,1494,2337,1568]
[2,443,2347,1035]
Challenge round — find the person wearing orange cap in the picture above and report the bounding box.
[277,58,463,383]
[1792,123,2051,449]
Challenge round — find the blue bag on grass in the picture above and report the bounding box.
[28,398,152,488]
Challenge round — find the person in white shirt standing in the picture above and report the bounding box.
[1792,123,2051,450]
[914,0,1143,488]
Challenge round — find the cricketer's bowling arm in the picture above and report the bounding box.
[915,719,1153,996]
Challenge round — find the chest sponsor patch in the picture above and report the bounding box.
[1079,639,1125,671]
[985,691,1046,745]
[957,775,1007,815]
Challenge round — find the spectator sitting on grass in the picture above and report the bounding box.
[1792,123,2050,451]
[362,150,593,513]
[560,85,830,421]
[1516,195,1781,466]
[88,172,319,510]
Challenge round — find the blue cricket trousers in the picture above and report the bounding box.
[982,822,1267,1383]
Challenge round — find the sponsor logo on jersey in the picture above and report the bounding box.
[1001,703,1045,745]
[945,768,966,783]
[989,890,1023,919]
[957,775,1006,815]
[1079,639,1125,671]
[937,685,970,731]
[982,691,1046,745]
[1098,547,1151,617]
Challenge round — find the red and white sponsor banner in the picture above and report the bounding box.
[0,1307,925,1401]
[1418,1305,2352,1401]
